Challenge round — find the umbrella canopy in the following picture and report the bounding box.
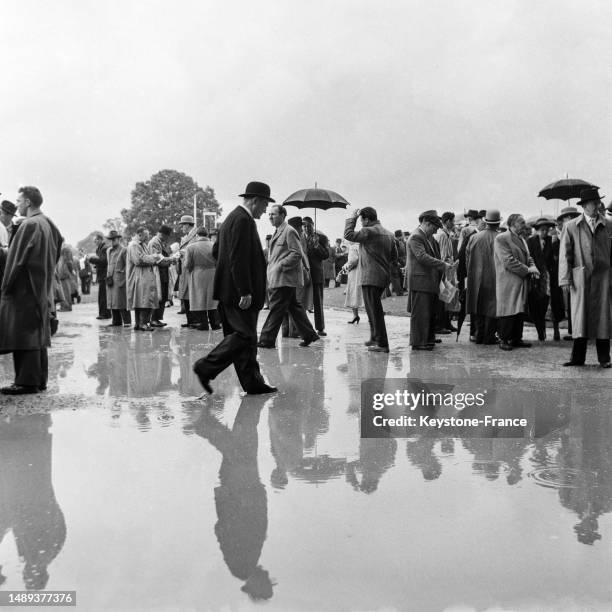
[283,187,350,211]
[538,178,598,201]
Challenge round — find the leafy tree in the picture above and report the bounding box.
[103,217,126,234]
[121,170,221,238]
[76,232,98,254]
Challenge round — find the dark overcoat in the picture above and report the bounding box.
[0,212,62,350]
[406,227,446,294]
[558,214,612,338]
[213,206,266,310]
[466,228,497,317]
[305,230,330,285]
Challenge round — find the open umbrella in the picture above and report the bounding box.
[283,184,350,226]
[538,178,598,201]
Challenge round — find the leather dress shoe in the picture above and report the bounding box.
[600,362,611,369]
[499,342,513,351]
[435,328,452,335]
[412,345,433,351]
[1,384,39,395]
[96,315,111,320]
[469,336,477,342]
[511,340,532,348]
[106,322,122,327]
[368,345,389,353]
[433,339,442,343]
[257,341,276,349]
[133,325,145,331]
[563,335,573,341]
[246,384,278,395]
[151,321,167,327]
[364,340,377,347]
[181,323,192,328]
[299,335,320,347]
[317,331,327,337]
[563,361,584,367]
[193,362,213,394]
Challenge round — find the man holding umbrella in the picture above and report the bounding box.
[302,216,329,336]
[556,206,581,340]
[558,187,612,368]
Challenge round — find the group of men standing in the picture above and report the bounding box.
[407,188,612,367]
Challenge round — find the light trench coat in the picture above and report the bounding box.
[494,230,534,317]
[106,245,129,310]
[184,237,217,311]
[558,214,612,338]
[126,239,161,309]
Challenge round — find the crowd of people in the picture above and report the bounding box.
[0,181,611,396]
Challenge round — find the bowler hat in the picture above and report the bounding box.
[179,215,194,225]
[302,216,314,224]
[533,217,556,229]
[419,209,443,228]
[239,181,275,203]
[105,230,122,240]
[465,209,479,219]
[577,187,605,206]
[556,206,580,222]
[484,209,501,224]
[0,200,16,216]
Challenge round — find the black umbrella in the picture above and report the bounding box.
[538,178,598,201]
[283,184,350,226]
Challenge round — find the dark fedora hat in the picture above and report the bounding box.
[1,200,17,216]
[105,230,122,240]
[465,209,479,219]
[239,181,275,203]
[419,209,443,228]
[556,206,580,222]
[577,187,605,206]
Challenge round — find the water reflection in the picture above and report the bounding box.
[0,415,65,589]
[186,397,275,601]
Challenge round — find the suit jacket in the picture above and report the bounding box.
[494,230,533,317]
[213,206,267,310]
[527,235,554,277]
[406,227,446,294]
[344,218,397,287]
[267,222,305,289]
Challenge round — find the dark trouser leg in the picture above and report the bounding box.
[596,339,611,364]
[141,309,152,326]
[363,285,388,348]
[390,269,403,295]
[497,315,516,344]
[207,310,221,328]
[570,338,587,364]
[472,314,484,343]
[194,303,266,392]
[409,291,435,347]
[312,283,325,332]
[533,296,549,340]
[98,280,110,317]
[193,311,207,328]
[286,289,318,339]
[513,314,524,342]
[483,317,497,343]
[153,282,168,321]
[13,349,47,388]
[111,310,123,325]
[185,300,196,325]
[134,308,142,327]
[121,310,132,325]
[259,287,293,344]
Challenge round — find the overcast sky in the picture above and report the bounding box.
[2,0,612,244]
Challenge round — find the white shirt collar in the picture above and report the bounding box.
[239,203,253,218]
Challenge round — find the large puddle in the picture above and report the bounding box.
[1,306,611,611]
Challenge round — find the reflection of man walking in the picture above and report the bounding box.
[193,182,277,395]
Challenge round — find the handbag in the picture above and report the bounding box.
[439,277,458,304]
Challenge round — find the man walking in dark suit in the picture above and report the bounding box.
[193,182,277,395]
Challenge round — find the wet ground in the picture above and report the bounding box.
[0,301,611,611]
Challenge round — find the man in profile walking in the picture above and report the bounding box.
[193,182,277,395]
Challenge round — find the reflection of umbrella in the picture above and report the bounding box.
[538,178,598,201]
[283,184,350,226]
